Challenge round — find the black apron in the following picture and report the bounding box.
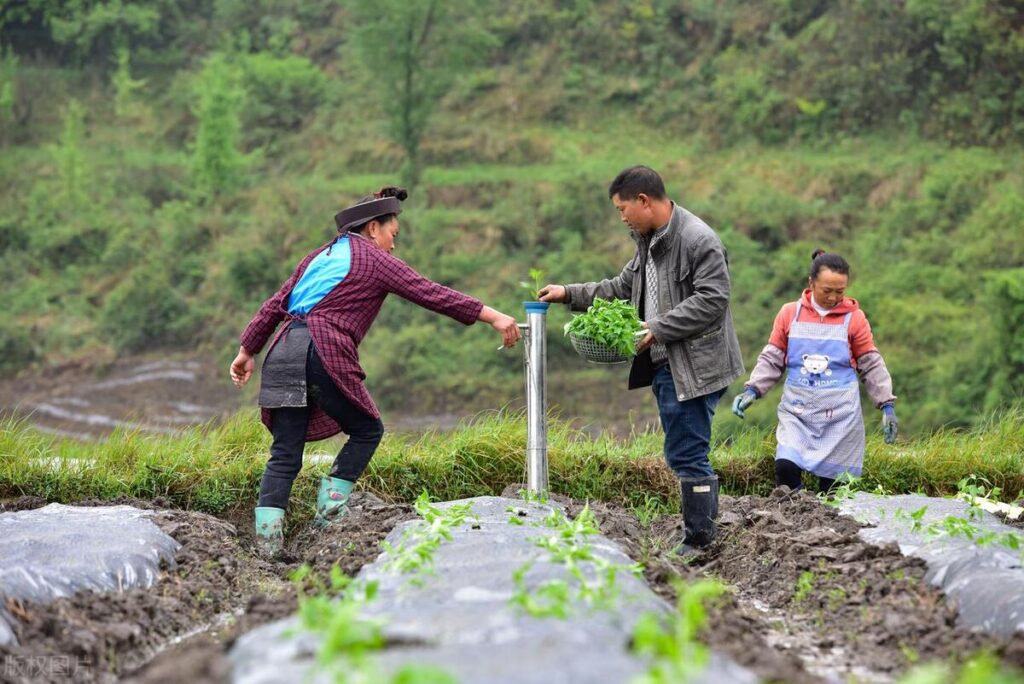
[258,321,312,408]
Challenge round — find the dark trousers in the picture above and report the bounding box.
[651,365,724,479]
[258,346,384,509]
[775,458,836,493]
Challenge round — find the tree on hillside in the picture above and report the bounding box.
[190,52,248,203]
[983,269,1024,413]
[347,0,495,187]
[0,44,17,145]
[111,45,146,121]
[33,0,162,65]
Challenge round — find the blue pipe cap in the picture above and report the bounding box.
[523,301,550,314]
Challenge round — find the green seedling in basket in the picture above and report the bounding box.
[565,297,644,358]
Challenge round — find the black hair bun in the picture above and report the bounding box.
[378,186,408,201]
[811,249,827,260]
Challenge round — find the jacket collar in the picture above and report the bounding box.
[800,288,859,315]
[630,201,680,252]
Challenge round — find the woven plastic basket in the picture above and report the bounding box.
[567,330,644,365]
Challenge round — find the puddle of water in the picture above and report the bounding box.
[89,370,197,390]
[52,397,92,408]
[171,402,214,415]
[133,361,201,374]
[743,592,892,683]
[30,403,181,435]
[26,456,97,471]
[30,425,98,441]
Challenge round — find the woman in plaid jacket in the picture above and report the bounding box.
[229,187,520,556]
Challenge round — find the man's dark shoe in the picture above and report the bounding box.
[673,474,719,557]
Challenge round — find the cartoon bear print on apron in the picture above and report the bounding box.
[775,303,865,479]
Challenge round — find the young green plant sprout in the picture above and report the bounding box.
[291,564,458,684]
[518,487,550,505]
[631,578,727,684]
[290,565,386,683]
[520,268,545,301]
[509,504,642,618]
[381,491,476,581]
[893,503,1024,563]
[506,505,528,525]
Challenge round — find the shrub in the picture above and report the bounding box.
[239,52,327,143]
[100,268,189,352]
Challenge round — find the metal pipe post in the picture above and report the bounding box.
[523,302,549,494]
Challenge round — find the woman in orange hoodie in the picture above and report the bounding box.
[731,250,898,492]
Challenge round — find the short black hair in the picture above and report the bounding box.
[608,165,667,201]
[809,249,850,279]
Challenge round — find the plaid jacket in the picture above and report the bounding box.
[240,233,484,441]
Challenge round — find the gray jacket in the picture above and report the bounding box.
[566,204,744,401]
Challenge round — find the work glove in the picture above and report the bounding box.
[731,388,758,419]
[881,404,898,444]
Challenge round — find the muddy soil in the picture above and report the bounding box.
[124,492,416,684]
[555,486,1024,683]
[0,493,415,684]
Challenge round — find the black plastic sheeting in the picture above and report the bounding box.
[838,493,1024,635]
[0,504,181,646]
[230,496,758,684]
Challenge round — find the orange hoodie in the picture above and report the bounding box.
[768,289,877,367]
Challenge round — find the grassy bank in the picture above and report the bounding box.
[1,409,1021,521]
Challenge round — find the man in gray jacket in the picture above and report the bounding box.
[539,165,744,554]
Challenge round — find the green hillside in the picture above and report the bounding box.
[1,1,1022,435]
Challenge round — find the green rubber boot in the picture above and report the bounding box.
[314,476,354,529]
[254,506,285,559]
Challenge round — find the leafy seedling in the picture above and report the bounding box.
[565,297,643,357]
[520,268,545,301]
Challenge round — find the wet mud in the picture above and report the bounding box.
[0,493,414,684]
[562,486,1024,683]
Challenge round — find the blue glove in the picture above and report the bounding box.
[731,388,758,419]
[881,404,898,444]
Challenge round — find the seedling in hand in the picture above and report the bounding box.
[520,268,545,301]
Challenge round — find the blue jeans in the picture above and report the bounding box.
[651,365,723,479]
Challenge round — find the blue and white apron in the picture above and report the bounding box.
[775,303,864,479]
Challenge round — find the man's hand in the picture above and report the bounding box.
[731,388,758,419]
[635,323,655,353]
[538,284,567,303]
[881,404,898,444]
[230,347,254,388]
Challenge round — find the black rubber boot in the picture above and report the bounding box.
[674,475,719,556]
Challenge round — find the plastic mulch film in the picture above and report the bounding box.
[0,503,181,646]
[838,492,1024,635]
[230,496,758,684]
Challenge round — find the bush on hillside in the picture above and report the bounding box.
[101,269,190,352]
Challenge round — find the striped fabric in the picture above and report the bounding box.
[240,233,483,441]
[644,232,668,366]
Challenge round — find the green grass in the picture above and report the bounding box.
[1,408,1021,518]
